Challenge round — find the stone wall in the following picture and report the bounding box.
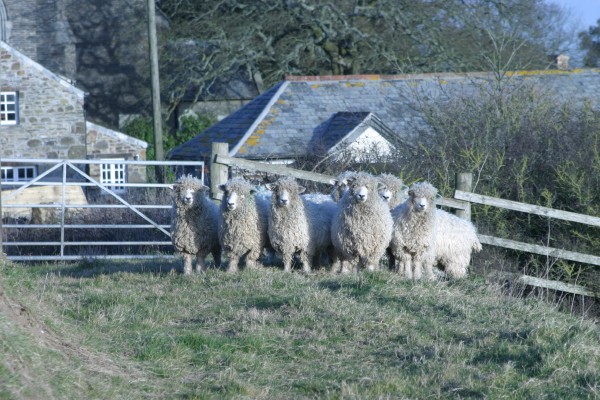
[86,122,148,184]
[2,0,76,77]
[2,0,154,128]
[0,42,86,168]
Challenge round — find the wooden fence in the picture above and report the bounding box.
[210,142,599,298]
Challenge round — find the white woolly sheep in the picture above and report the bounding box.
[433,209,482,279]
[389,181,437,280]
[266,177,338,273]
[170,174,221,274]
[331,172,393,273]
[377,173,408,210]
[377,173,408,270]
[390,181,482,280]
[218,177,271,273]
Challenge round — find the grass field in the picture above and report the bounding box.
[0,257,598,399]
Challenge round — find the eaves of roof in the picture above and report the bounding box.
[166,81,288,160]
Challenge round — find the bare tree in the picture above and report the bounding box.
[158,0,578,118]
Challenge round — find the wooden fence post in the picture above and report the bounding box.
[210,142,229,203]
[455,172,472,221]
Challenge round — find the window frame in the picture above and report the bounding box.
[0,91,19,126]
[1,166,37,183]
[100,159,127,193]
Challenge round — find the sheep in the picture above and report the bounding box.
[266,177,338,273]
[377,173,408,270]
[331,172,393,273]
[377,173,408,210]
[170,174,221,275]
[390,181,482,280]
[218,177,271,273]
[389,181,437,280]
[433,209,482,279]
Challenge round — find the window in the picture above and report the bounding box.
[0,91,18,125]
[100,159,126,193]
[1,166,37,183]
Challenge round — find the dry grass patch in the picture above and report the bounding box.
[0,259,598,399]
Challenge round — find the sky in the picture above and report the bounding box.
[550,0,600,32]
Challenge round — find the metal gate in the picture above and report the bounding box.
[0,158,204,262]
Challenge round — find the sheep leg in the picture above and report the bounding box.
[412,258,423,280]
[367,254,384,272]
[282,253,293,272]
[421,252,436,280]
[328,249,342,273]
[227,254,240,273]
[399,253,412,279]
[195,253,207,273]
[350,257,366,275]
[341,259,353,274]
[182,253,194,275]
[422,261,435,280]
[245,248,262,269]
[300,251,312,274]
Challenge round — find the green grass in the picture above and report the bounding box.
[0,258,598,399]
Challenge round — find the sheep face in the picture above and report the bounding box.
[221,188,243,211]
[219,180,257,212]
[377,174,408,208]
[274,186,292,207]
[407,182,438,214]
[173,175,203,207]
[379,185,408,205]
[410,193,430,213]
[179,186,196,206]
[346,175,384,204]
[352,184,369,203]
[268,179,305,208]
[379,187,393,204]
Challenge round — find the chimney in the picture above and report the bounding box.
[556,54,569,70]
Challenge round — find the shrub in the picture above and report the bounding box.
[395,77,600,288]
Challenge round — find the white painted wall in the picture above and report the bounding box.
[331,127,394,163]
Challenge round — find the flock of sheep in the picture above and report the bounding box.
[170,171,482,280]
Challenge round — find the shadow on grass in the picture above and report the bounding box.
[40,251,287,279]
[41,257,193,278]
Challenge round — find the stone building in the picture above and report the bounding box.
[0,40,147,189]
[0,0,155,128]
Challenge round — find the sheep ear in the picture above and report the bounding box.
[435,193,443,200]
[401,184,409,192]
[329,179,339,186]
[377,182,387,191]
[250,188,258,195]
[408,189,414,197]
[298,186,306,194]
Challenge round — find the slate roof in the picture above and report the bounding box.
[166,69,600,161]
